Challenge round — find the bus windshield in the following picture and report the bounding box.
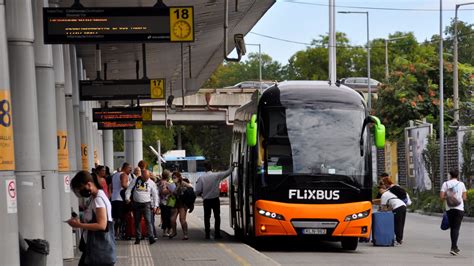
[263,105,367,184]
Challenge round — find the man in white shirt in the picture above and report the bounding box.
[195,161,234,239]
[110,162,132,239]
[125,169,159,245]
[440,169,467,256]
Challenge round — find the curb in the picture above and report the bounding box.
[413,210,474,223]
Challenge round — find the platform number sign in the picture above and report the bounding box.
[150,79,165,99]
[142,107,152,121]
[57,130,70,171]
[81,144,89,171]
[170,7,194,42]
[0,90,15,171]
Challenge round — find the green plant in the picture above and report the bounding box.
[465,189,474,217]
[461,131,473,189]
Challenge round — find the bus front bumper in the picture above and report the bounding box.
[254,200,372,238]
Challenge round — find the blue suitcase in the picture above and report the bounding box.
[372,211,394,246]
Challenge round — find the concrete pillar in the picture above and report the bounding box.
[103,130,114,169]
[6,0,45,239]
[0,1,20,264]
[86,101,95,170]
[124,129,143,167]
[63,45,79,216]
[52,40,74,259]
[32,0,63,264]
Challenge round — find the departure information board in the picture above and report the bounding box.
[79,79,165,101]
[98,121,142,130]
[93,107,143,122]
[43,7,194,43]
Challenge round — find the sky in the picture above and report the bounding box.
[241,0,474,64]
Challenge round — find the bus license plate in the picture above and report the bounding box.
[302,228,327,235]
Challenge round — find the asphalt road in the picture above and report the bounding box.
[193,197,474,266]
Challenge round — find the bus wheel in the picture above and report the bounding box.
[341,237,358,251]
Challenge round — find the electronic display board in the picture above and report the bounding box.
[43,7,194,43]
[93,107,143,122]
[79,79,165,101]
[98,121,142,130]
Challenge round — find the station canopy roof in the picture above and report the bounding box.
[58,0,275,99]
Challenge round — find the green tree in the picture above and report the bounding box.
[142,125,175,166]
[203,52,284,88]
[444,19,474,65]
[285,32,366,80]
[113,130,124,152]
[422,132,439,195]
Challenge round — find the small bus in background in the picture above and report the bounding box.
[162,150,206,186]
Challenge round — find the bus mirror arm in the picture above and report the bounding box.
[359,117,372,156]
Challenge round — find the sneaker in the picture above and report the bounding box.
[205,234,210,240]
[450,249,458,256]
[149,238,156,245]
[134,239,140,245]
[214,234,222,239]
[394,241,402,246]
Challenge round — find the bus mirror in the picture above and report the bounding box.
[370,116,386,148]
[246,114,257,147]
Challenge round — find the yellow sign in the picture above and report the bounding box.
[135,121,143,129]
[170,7,194,42]
[94,149,97,161]
[150,79,165,99]
[384,141,399,182]
[0,90,15,171]
[142,107,152,121]
[57,130,69,172]
[81,144,88,171]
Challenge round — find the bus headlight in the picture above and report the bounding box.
[257,208,285,221]
[344,209,371,222]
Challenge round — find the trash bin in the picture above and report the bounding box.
[20,238,49,266]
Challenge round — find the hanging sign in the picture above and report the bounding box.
[43,7,194,44]
[93,107,143,122]
[0,90,15,171]
[98,121,143,130]
[80,79,165,101]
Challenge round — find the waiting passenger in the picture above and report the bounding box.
[378,184,407,246]
[169,171,193,240]
[67,171,116,265]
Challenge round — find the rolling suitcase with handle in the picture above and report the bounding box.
[372,211,394,246]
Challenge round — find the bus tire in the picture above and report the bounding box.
[341,237,358,251]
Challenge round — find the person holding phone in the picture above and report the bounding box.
[67,171,116,266]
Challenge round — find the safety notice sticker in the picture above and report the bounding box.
[5,179,17,213]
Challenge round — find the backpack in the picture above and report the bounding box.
[446,182,461,207]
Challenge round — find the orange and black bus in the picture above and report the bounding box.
[229,80,385,250]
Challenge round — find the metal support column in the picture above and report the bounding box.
[7,0,45,240]
[124,129,143,167]
[103,130,114,169]
[52,42,74,259]
[32,1,63,264]
[70,46,83,171]
[0,1,20,264]
[76,57,89,171]
[63,45,79,220]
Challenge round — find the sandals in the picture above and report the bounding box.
[168,232,177,239]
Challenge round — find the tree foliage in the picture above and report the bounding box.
[422,132,439,195]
